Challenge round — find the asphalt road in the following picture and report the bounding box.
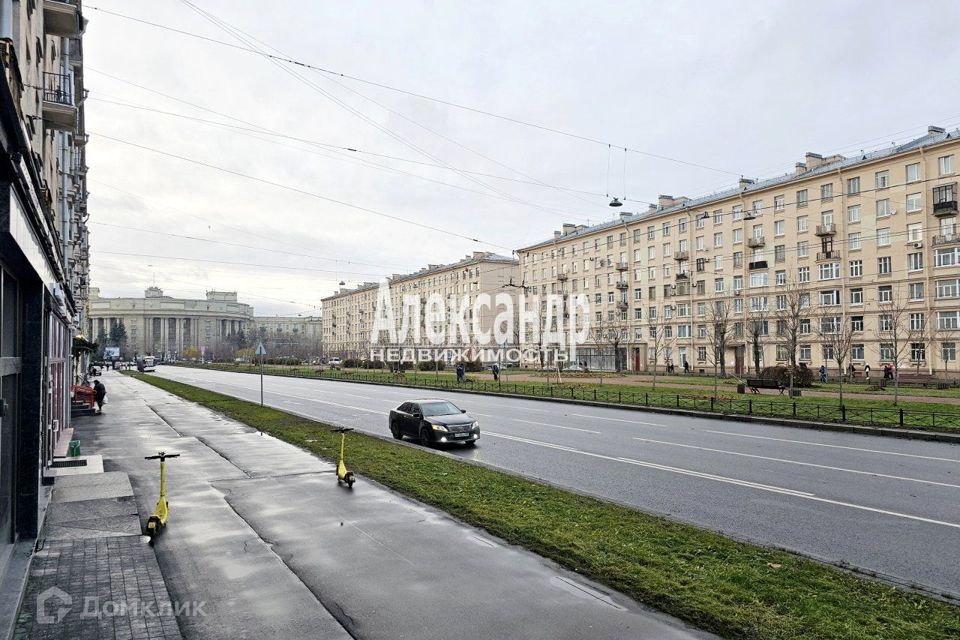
[152,366,960,599]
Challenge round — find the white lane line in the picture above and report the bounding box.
[512,419,601,434]
[633,437,960,489]
[570,413,667,427]
[192,379,389,415]
[472,413,494,417]
[484,431,960,530]
[704,430,959,463]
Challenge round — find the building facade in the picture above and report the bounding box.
[0,0,89,572]
[518,128,960,375]
[322,252,519,360]
[250,315,323,359]
[88,287,254,360]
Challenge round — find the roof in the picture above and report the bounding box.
[519,127,960,252]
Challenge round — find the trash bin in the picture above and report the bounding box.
[67,440,81,457]
[736,383,746,394]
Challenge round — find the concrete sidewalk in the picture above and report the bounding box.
[67,371,714,640]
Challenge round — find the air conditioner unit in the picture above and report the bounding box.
[889,209,898,215]
[913,242,923,248]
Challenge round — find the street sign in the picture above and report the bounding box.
[255,343,266,356]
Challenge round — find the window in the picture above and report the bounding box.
[876,199,891,218]
[849,260,862,277]
[800,344,812,361]
[943,342,957,363]
[695,214,705,229]
[749,272,769,288]
[797,240,809,258]
[732,205,743,221]
[697,346,707,361]
[820,183,833,201]
[907,222,923,242]
[939,311,960,330]
[696,257,706,272]
[714,232,723,248]
[934,184,957,206]
[847,204,861,223]
[908,252,924,271]
[797,189,808,208]
[911,342,926,362]
[775,245,786,262]
[695,236,705,251]
[662,222,670,237]
[774,220,785,236]
[800,318,811,334]
[846,176,860,195]
[634,288,642,300]
[634,308,642,320]
[774,195,784,211]
[878,285,893,302]
[775,294,786,311]
[878,256,892,275]
[749,296,768,312]
[879,343,895,361]
[937,246,960,267]
[906,162,921,183]
[733,275,744,292]
[797,216,808,232]
[848,232,861,250]
[875,170,890,189]
[713,209,723,224]
[819,289,840,306]
[939,155,955,176]
[752,200,763,217]
[733,251,743,268]
[909,282,924,300]
[732,228,743,244]
[819,262,840,280]
[798,266,810,282]
[714,278,725,293]
[775,270,786,285]
[851,316,864,332]
[878,315,893,332]
[906,193,922,212]
[851,344,864,360]
[850,287,863,304]
[877,228,891,246]
[937,279,960,299]
[714,255,724,270]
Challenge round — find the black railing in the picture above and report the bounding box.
[167,363,960,433]
[42,72,73,106]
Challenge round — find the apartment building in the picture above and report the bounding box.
[88,287,254,359]
[0,0,89,572]
[518,127,960,374]
[322,252,519,360]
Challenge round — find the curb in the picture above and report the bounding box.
[164,367,960,445]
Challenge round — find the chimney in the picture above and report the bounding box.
[554,230,562,238]
[929,125,946,135]
[648,204,658,214]
[473,251,485,258]
[795,162,807,176]
[738,177,754,190]
[657,194,675,209]
[561,223,577,235]
[804,152,824,170]
[575,224,587,232]
[619,211,631,221]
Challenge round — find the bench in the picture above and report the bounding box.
[746,379,785,394]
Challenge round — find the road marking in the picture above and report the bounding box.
[472,413,493,417]
[570,413,667,427]
[512,419,600,434]
[633,437,960,489]
[704,430,959,462]
[484,431,960,530]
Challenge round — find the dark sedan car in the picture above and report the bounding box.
[388,399,479,446]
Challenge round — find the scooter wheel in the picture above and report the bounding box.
[345,472,355,488]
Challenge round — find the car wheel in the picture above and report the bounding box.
[419,425,432,446]
[390,420,403,440]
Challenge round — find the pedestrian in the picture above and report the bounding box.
[819,364,827,383]
[683,360,690,375]
[93,379,107,414]
[456,363,464,383]
[492,363,500,382]
[848,362,856,382]
[864,364,871,381]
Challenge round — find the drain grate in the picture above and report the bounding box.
[50,459,88,468]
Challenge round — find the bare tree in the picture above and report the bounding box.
[746,312,768,376]
[773,281,808,396]
[705,295,734,399]
[874,290,920,406]
[646,311,673,390]
[817,312,855,406]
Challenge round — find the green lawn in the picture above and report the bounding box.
[172,363,960,433]
[128,372,960,640]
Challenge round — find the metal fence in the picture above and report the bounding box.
[170,364,960,432]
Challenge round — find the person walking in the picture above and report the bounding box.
[456,363,465,383]
[492,363,500,382]
[683,360,690,375]
[864,364,871,381]
[819,364,827,383]
[93,379,107,414]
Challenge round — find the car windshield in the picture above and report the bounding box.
[420,401,461,417]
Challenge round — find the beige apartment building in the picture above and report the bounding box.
[322,252,519,360]
[518,127,960,375]
[88,287,254,359]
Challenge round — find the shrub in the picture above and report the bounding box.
[760,365,813,387]
[417,360,446,371]
[361,360,385,369]
[464,359,484,373]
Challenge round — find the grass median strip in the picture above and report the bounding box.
[130,372,960,640]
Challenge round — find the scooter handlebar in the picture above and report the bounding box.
[144,452,181,460]
[329,427,354,433]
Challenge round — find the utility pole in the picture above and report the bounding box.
[256,342,267,407]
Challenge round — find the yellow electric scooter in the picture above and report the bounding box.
[331,427,355,488]
[144,451,180,541]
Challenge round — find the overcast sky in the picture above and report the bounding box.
[86,0,960,316]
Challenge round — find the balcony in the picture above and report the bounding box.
[816,250,841,261]
[615,280,629,290]
[934,234,960,246]
[673,250,689,261]
[675,271,689,280]
[748,260,768,270]
[616,301,629,310]
[615,261,629,271]
[747,236,765,248]
[557,272,568,281]
[934,200,959,216]
[44,0,82,37]
[42,72,77,131]
[815,223,836,236]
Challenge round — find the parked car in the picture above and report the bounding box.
[388,399,479,447]
[328,357,342,369]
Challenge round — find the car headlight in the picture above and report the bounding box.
[471,421,480,429]
[430,422,448,432]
